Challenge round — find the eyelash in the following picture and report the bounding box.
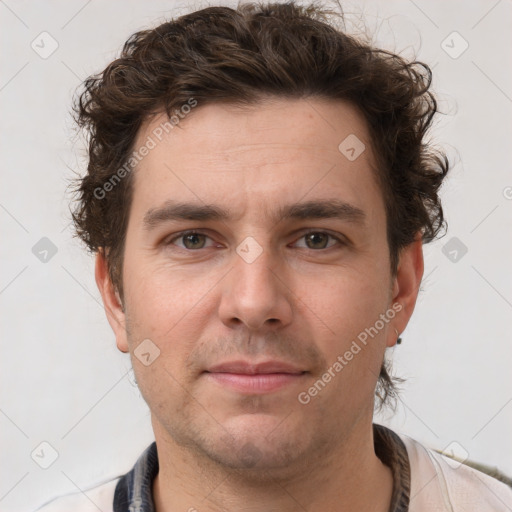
[166,230,218,249]
[165,230,345,250]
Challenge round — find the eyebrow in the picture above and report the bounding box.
[142,199,366,231]
[143,202,228,230]
[277,199,366,224]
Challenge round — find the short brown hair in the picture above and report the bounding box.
[71,1,449,406]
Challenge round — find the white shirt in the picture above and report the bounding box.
[35,432,512,511]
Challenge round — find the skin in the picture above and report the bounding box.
[96,97,423,511]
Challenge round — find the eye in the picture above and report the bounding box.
[292,232,341,250]
[168,231,215,250]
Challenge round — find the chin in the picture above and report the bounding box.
[195,414,318,474]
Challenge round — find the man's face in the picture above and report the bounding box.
[102,98,416,473]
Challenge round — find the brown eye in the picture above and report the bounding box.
[305,232,330,249]
[181,233,207,249]
[291,231,342,250]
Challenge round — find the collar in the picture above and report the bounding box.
[114,424,410,512]
[114,441,159,512]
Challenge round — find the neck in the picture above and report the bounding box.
[152,420,393,512]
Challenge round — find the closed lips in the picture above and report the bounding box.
[205,360,306,374]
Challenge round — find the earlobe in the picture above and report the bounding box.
[94,250,129,353]
[388,235,424,347]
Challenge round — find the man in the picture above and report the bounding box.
[38,1,512,511]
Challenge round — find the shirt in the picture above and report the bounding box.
[35,424,512,511]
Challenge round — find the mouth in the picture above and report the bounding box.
[203,360,308,394]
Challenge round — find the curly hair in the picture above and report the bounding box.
[71,1,449,407]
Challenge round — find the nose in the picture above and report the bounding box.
[218,247,293,332]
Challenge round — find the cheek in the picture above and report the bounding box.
[123,257,220,333]
[296,266,389,336]
[293,266,391,402]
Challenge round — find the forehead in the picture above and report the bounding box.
[129,98,384,225]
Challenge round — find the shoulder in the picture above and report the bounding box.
[34,477,120,512]
[397,433,512,511]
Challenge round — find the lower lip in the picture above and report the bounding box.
[205,372,306,393]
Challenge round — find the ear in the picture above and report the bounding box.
[95,250,129,353]
[387,234,424,347]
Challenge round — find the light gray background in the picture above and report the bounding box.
[1,1,511,511]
